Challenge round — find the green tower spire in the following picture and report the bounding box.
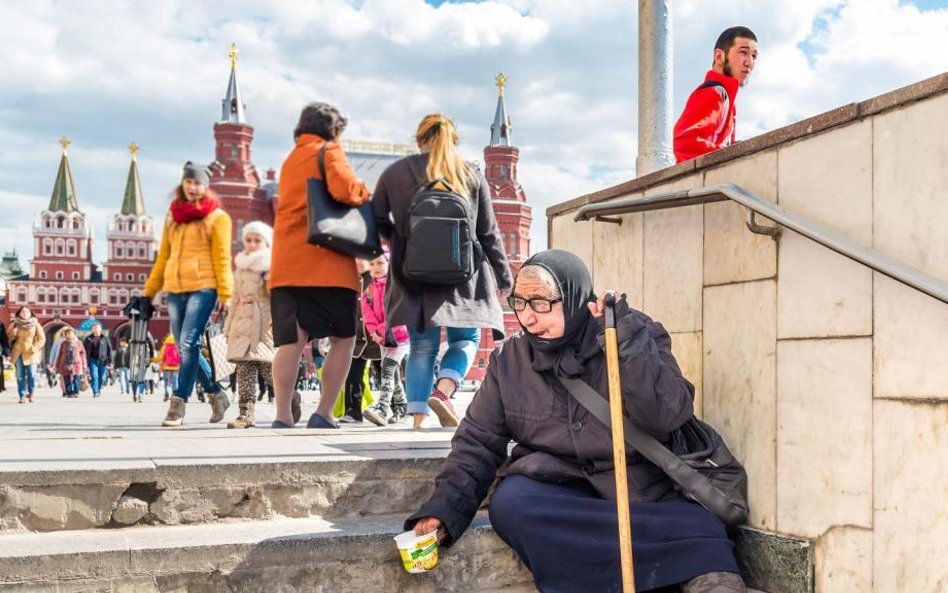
[48,136,80,212]
[121,142,146,216]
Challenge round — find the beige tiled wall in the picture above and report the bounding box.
[546,89,948,593]
[703,150,778,286]
[703,280,777,530]
[776,338,873,538]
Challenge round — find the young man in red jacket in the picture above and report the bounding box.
[674,26,758,163]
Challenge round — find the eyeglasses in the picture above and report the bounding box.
[507,295,562,313]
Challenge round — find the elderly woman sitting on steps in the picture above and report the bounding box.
[406,249,746,593]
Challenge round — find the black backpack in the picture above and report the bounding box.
[401,158,481,285]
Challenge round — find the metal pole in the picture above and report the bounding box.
[636,0,675,176]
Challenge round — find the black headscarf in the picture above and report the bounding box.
[517,249,597,377]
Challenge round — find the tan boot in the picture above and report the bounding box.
[162,396,186,427]
[208,391,231,423]
[227,395,255,429]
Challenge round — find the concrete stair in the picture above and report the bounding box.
[0,392,797,592]
[0,514,535,592]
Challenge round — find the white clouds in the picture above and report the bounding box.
[0,0,946,265]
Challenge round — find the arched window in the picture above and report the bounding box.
[116,241,124,258]
[55,238,65,256]
[71,272,79,280]
[114,273,121,281]
[139,273,146,282]
[55,271,64,280]
[126,273,134,282]
[67,240,76,256]
[138,243,146,258]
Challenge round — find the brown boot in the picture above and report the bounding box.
[208,391,231,423]
[162,396,186,427]
[227,393,255,429]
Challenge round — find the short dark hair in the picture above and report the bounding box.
[715,26,757,54]
[293,102,348,141]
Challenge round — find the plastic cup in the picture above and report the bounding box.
[394,529,439,573]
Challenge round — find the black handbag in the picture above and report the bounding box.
[306,142,383,260]
[558,376,749,528]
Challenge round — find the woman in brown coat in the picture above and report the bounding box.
[223,221,275,428]
[8,306,46,403]
[269,102,370,429]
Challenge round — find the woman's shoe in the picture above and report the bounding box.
[27,394,35,403]
[306,413,339,429]
[270,420,293,429]
[207,391,231,423]
[227,415,255,429]
[17,397,25,404]
[162,396,186,427]
[427,389,460,427]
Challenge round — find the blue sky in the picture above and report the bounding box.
[0,0,947,266]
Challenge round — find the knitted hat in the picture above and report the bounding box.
[242,220,274,247]
[182,161,211,186]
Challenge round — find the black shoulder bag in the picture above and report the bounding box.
[558,375,749,528]
[306,142,383,260]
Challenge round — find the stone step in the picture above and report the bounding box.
[0,430,450,534]
[0,513,537,592]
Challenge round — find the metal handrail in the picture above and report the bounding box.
[574,183,948,306]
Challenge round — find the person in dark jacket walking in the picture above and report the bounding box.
[83,323,113,398]
[113,338,131,397]
[406,249,745,593]
[372,113,512,429]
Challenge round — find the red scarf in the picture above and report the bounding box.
[170,196,221,223]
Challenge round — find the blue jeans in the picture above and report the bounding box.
[163,370,179,396]
[405,326,480,415]
[88,359,108,396]
[117,367,130,394]
[65,374,81,396]
[165,289,221,402]
[15,358,35,397]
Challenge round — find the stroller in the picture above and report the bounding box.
[123,297,154,403]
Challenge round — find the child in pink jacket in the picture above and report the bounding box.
[361,250,410,426]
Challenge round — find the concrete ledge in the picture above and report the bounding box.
[0,456,447,533]
[0,514,536,593]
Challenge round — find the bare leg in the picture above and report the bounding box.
[315,335,355,420]
[272,324,307,426]
[435,377,457,397]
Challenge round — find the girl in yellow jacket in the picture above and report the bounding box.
[143,162,234,427]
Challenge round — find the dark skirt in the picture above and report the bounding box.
[488,474,740,593]
[270,287,358,346]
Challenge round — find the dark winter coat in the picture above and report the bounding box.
[406,300,695,546]
[371,154,513,340]
[83,335,113,365]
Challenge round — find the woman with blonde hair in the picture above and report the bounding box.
[7,306,46,403]
[372,114,512,429]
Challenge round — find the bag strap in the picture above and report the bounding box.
[698,80,730,142]
[557,375,719,503]
[317,142,330,181]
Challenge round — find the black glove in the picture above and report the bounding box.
[123,296,155,321]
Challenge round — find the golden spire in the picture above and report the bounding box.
[229,43,239,70]
[128,142,139,161]
[495,72,507,97]
[59,136,71,155]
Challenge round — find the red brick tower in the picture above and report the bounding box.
[209,43,271,253]
[102,143,156,287]
[31,137,95,286]
[467,73,533,381]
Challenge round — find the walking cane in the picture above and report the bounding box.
[604,293,636,593]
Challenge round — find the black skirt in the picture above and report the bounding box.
[488,474,740,593]
[270,287,359,346]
